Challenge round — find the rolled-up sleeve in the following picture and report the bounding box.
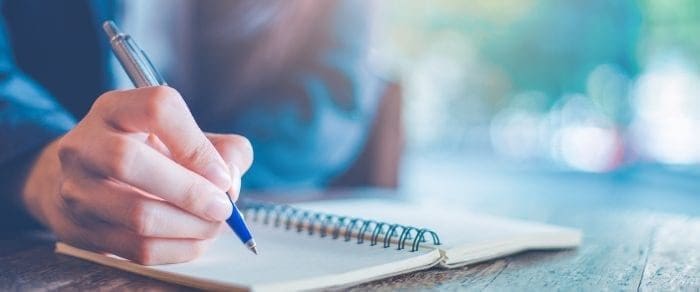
[235,1,381,189]
[0,17,75,230]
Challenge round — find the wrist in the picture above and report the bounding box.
[21,138,63,228]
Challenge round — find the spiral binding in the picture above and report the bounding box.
[240,200,441,252]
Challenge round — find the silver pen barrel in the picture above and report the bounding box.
[102,21,166,87]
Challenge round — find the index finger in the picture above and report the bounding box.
[95,87,231,191]
[72,133,233,222]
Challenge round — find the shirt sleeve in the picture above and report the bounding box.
[234,1,381,189]
[0,17,76,231]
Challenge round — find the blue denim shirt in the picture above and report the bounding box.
[0,0,379,230]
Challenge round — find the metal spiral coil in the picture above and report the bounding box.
[240,200,441,252]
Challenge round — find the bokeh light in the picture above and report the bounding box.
[372,0,700,173]
[631,54,700,164]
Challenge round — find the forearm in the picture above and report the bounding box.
[0,147,44,231]
[0,76,75,230]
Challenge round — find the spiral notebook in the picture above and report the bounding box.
[55,198,582,291]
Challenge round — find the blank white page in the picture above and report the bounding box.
[57,219,441,291]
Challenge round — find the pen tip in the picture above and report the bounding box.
[245,239,258,255]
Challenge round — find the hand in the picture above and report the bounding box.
[21,86,253,265]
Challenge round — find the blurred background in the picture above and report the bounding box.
[366,0,700,186]
[123,0,700,194]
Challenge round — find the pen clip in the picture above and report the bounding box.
[139,49,167,86]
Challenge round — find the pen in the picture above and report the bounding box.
[102,20,258,255]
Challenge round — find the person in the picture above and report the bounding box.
[0,0,379,265]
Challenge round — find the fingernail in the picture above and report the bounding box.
[203,163,232,191]
[228,165,241,202]
[205,193,232,221]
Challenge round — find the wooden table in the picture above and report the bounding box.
[2,162,699,290]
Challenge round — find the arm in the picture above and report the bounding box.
[235,0,381,189]
[0,17,75,231]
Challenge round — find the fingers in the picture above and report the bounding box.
[93,86,231,191]
[65,223,212,265]
[206,133,254,201]
[60,176,223,240]
[51,87,254,265]
[206,133,254,174]
[109,233,212,265]
[60,132,232,222]
[58,175,218,265]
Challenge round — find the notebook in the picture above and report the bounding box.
[56,198,582,291]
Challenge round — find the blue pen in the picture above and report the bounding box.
[226,197,257,254]
[103,21,258,255]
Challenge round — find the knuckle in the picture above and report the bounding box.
[58,180,91,228]
[151,86,181,101]
[58,180,78,204]
[104,136,138,178]
[129,201,157,236]
[57,139,80,166]
[134,238,156,265]
[143,96,166,122]
[144,86,183,119]
[92,90,118,111]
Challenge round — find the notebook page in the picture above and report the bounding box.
[296,198,582,267]
[57,219,441,291]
